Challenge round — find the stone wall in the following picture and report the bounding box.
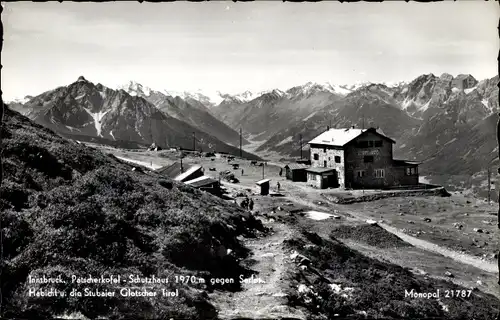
[310,145,346,188]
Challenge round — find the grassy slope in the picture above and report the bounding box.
[1,107,266,319]
[284,229,499,320]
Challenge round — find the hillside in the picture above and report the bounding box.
[12,77,259,159]
[211,85,344,142]
[256,84,421,157]
[0,106,265,319]
[118,81,249,147]
[256,75,499,178]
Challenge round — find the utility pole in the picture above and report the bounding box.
[299,134,303,160]
[362,114,365,130]
[488,167,491,204]
[192,132,196,152]
[180,153,184,173]
[262,162,265,179]
[239,127,242,158]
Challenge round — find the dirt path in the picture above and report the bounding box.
[279,181,498,274]
[378,223,498,273]
[329,202,498,274]
[209,220,306,320]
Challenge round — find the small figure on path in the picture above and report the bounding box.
[248,198,254,211]
[240,198,248,209]
[241,169,244,176]
[277,182,281,192]
[279,168,283,177]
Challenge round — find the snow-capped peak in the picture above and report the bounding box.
[7,95,33,104]
[165,89,226,106]
[382,81,408,88]
[118,81,153,97]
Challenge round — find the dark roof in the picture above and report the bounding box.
[350,128,396,145]
[284,163,309,170]
[305,167,336,174]
[392,159,420,167]
[155,162,190,178]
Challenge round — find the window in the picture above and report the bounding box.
[335,156,341,163]
[324,160,327,167]
[357,140,380,148]
[357,141,368,148]
[406,167,417,176]
[328,157,331,161]
[364,155,374,163]
[356,170,365,178]
[374,169,385,178]
[313,153,319,160]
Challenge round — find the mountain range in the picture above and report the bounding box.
[6,73,499,181]
[251,73,499,179]
[6,76,259,159]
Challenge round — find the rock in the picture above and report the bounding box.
[277,206,283,211]
[366,219,378,225]
[473,228,483,233]
[464,213,469,216]
[269,218,275,222]
[466,200,471,204]
[476,280,483,286]
[445,271,454,278]
[300,265,307,270]
[298,256,311,266]
[423,218,432,222]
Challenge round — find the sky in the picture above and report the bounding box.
[2,1,499,101]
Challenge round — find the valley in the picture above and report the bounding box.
[90,142,500,317]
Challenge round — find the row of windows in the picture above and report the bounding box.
[314,155,374,163]
[357,140,383,148]
[355,167,417,178]
[314,155,374,162]
[356,169,385,178]
[313,154,341,163]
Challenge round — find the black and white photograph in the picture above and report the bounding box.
[1,1,499,319]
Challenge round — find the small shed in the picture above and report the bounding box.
[306,167,338,189]
[255,178,271,195]
[173,165,204,183]
[185,175,221,196]
[284,163,309,182]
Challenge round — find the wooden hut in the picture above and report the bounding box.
[284,163,308,182]
[185,175,221,196]
[255,178,271,195]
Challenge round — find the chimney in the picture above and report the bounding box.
[327,126,330,131]
[351,125,355,129]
